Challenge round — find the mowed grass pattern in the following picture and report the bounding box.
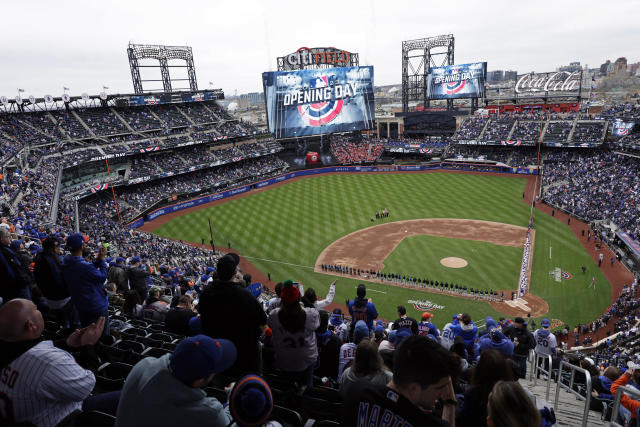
[152,172,611,329]
[381,235,523,292]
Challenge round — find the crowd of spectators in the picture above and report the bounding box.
[572,122,606,143]
[482,116,516,142]
[542,121,573,142]
[329,136,384,164]
[543,149,640,241]
[454,116,488,140]
[599,103,640,120]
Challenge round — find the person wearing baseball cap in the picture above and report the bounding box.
[533,318,557,378]
[116,335,237,426]
[503,316,535,379]
[126,255,150,302]
[417,312,440,340]
[60,233,111,335]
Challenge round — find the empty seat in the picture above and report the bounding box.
[147,332,173,343]
[98,362,133,380]
[116,340,145,353]
[270,405,303,427]
[141,347,171,358]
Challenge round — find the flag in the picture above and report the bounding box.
[209,82,213,85]
[63,86,69,91]
[17,88,24,92]
[103,86,109,90]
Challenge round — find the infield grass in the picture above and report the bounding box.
[152,172,611,330]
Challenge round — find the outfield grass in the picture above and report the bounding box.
[152,172,610,330]
[381,235,523,292]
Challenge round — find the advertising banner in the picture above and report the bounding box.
[612,120,635,137]
[262,66,375,138]
[426,62,486,100]
[514,71,581,97]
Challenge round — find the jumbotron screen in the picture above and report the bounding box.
[426,62,487,100]
[262,66,375,139]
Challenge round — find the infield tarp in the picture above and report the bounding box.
[262,66,375,139]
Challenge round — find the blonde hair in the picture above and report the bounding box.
[487,381,540,427]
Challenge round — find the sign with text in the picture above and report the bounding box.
[514,71,582,97]
[262,66,375,139]
[426,62,486,100]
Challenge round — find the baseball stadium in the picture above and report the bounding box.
[1,2,640,426]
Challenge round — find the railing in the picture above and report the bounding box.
[611,385,640,427]
[531,351,553,401]
[553,360,592,427]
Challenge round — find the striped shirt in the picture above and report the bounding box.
[0,341,95,427]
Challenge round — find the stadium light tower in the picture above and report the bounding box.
[127,43,198,94]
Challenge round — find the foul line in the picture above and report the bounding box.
[243,256,315,270]
[356,287,387,294]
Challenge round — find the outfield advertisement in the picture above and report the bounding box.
[262,66,375,138]
[426,62,486,100]
[130,164,537,228]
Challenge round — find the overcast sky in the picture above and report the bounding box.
[1,0,638,98]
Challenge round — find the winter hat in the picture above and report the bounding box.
[280,280,300,305]
[229,375,273,427]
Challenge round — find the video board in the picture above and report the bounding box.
[262,66,375,139]
[426,62,487,100]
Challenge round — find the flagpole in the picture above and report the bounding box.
[105,159,122,224]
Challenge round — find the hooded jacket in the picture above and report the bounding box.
[452,321,478,349]
[478,317,497,338]
[533,328,557,356]
[478,329,514,357]
[61,255,108,314]
[115,354,231,427]
[347,297,378,331]
[127,265,150,291]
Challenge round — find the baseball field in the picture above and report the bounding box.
[149,171,611,330]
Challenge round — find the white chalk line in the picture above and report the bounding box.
[243,256,315,270]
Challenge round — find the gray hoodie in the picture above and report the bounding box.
[115,354,231,427]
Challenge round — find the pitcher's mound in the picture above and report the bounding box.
[440,257,468,268]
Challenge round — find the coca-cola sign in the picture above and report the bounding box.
[515,71,581,95]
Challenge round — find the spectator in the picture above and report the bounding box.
[457,349,514,427]
[0,299,118,427]
[142,286,169,321]
[165,295,197,336]
[392,305,419,335]
[122,290,143,319]
[504,317,535,379]
[452,313,478,358]
[267,280,319,390]
[266,282,282,314]
[343,335,459,426]
[338,320,371,381]
[610,364,640,423]
[533,318,557,375]
[314,310,341,380]
[33,236,78,329]
[126,256,150,302]
[60,233,110,335]
[116,335,236,427]
[347,284,378,333]
[486,380,541,427]
[299,279,336,310]
[227,375,275,427]
[0,228,32,301]
[108,257,128,293]
[592,366,619,400]
[340,338,392,397]
[417,312,440,339]
[478,328,514,358]
[198,254,267,374]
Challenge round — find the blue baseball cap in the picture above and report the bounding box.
[66,233,85,250]
[541,318,551,328]
[9,240,23,251]
[170,335,237,383]
[131,256,141,263]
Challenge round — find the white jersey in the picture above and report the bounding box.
[315,283,336,310]
[338,342,356,381]
[533,329,557,356]
[0,341,95,427]
[440,322,456,350]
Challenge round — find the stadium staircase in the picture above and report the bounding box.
[202,103,223,121]
[525,364,606,426]
[110,108,136,133]
[173,153,189,166]
[543,179,568,193]
[46,112,73,142]
[477,119,491,140]
[70,110,97,138]
[507,120,518,141]
[175,105,196,126]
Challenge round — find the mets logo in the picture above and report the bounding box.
[561,271,573,280]
[419,148,433,154]
[297,76,343,126]
[232,156,242,162]
[442,67,466,95]
[618,128,629,136]
[550,319,564,329]
[501,141,521,146]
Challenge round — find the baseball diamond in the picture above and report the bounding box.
[148,170,618,330]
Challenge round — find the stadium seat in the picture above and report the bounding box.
[128,319,149,328]
[301,395,342,423]
[270,405,303,427]
[204,387,228,404]
[162,341,178,351]
[142,337,164,348]
[147,332,173,343]
[97,362,133,380]
[141,347,170,358]
[312,421,340,427]
[74,410,116,427]
[305,386,342,403]
[116,340,145,353]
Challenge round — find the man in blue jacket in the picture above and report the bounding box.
[451,313,478,359]
[478,327,514,358]
[61,234,110,335]
[347,284,378,333]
